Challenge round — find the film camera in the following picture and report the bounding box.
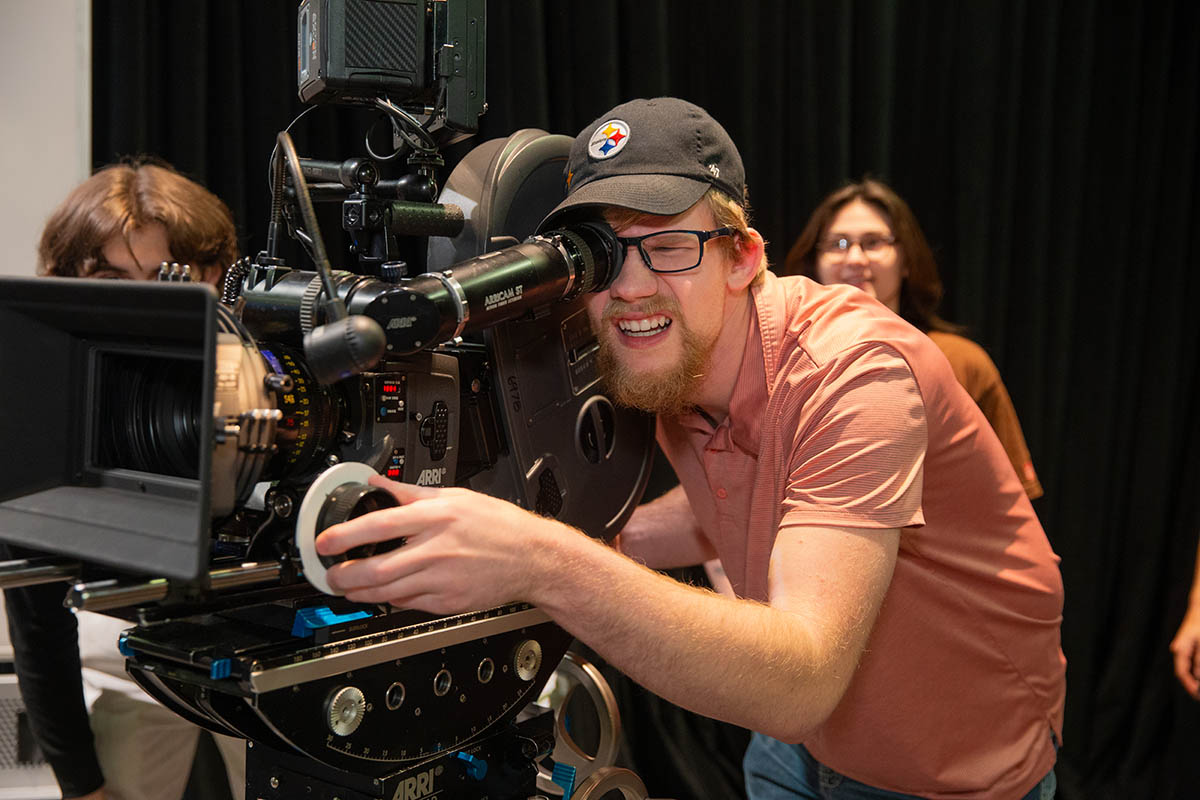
[0,3,653,799]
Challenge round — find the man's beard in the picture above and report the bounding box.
[595,298,717,418]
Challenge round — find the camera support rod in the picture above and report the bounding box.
[66,561,285,613]
[0,556,82,589]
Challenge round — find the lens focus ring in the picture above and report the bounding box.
[556,229,596,296]
[315,483,401,567]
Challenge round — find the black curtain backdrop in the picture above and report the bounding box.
[91,1,1200,798]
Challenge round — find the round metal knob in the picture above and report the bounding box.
[380,261,407,283]
[326,686,366,736]
[514,639,542,682]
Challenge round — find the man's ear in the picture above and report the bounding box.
[726,228,765,291]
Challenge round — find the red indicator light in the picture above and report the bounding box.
[382,384,399,394]
[386,468,401,478]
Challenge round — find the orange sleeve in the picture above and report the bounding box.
[975,376,1043,499]
[928,332,1043,500]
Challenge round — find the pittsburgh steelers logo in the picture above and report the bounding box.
[588,119,630,160]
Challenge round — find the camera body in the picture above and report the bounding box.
[0,5,652,797]
[0,126,651,797]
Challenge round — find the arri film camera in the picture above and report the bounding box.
[0,3,653,799]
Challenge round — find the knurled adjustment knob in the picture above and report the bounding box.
[326,686,366,737]
[513,639,542,682]
[263,373,295,393]
[379,261,407,283]
[315,483,402,568]
[299,274,326,335]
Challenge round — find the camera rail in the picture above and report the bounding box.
[62,561,287,612]
[248,604,552,693]
[0,556,82,588]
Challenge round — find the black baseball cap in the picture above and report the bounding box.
[538,97,746,231]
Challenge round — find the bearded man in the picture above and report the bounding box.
[317,98,1066,800]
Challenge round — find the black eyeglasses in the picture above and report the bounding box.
[616,227,735,273]
[816,234,896,261]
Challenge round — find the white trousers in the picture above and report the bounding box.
[88,688,246,800]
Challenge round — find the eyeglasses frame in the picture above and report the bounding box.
[816,234,897,262]
[615,226,737,274]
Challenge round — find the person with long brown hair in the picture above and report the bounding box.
[785,178,1043,499]
[37,159,237,283]
[2,159,242,800]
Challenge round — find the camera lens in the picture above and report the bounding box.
[97,353,202,478]
[257,345,340,481]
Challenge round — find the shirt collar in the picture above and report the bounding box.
[671,279,775,455]
[726,288,768,455]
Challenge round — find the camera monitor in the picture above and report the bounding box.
[298,0,486,133]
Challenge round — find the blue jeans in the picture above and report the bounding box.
[743,733,1057,800]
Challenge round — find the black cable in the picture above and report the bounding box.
[266,106,320,201]
[266,106,319,259]
[244,506,278,561]
[373,97,438,154]
[364,114,406,163]
[292,228,319,265]
[428,82,447,130]
[220,257,253,305]
[276,131,346,322]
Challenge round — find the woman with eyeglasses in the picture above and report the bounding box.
[784,178,1043,500]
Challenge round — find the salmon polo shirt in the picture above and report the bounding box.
[657,272,1066,800]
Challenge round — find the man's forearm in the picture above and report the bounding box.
[318,479,892,740]
[530,526,847,742]
[616,485,716,568]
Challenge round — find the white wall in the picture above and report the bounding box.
[0,0,91,277]
[0,0,88,655]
